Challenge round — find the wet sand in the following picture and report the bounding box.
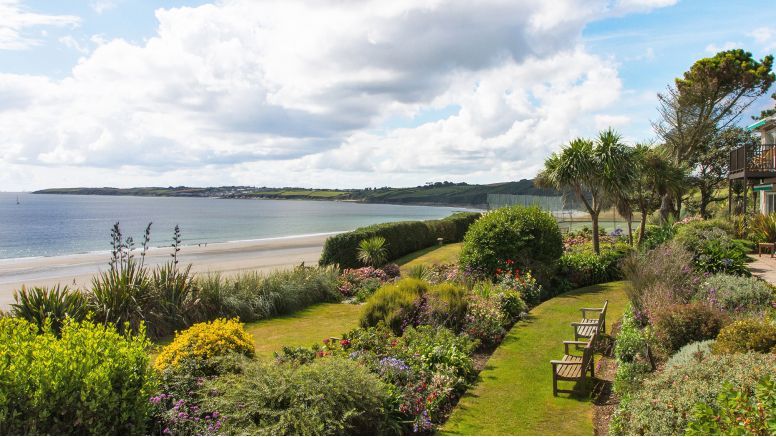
[0,233,332,309]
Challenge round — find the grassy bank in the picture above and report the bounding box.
[397,242,462,272]
[440,281,628,436]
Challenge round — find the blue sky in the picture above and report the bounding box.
[1,0,775,190]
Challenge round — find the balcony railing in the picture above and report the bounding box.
[729,144,776,174]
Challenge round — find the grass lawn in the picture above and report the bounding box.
[397,242,463,273]
[244,303,362,359]
[439,281,629,436]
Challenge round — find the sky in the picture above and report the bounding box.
[1,0,776,191]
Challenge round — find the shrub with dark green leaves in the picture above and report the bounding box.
[0,318,154,435]
[652,303,728,355]
[459,206,562,281]
[319,212,480,268]
[423,282,469,332]
[675,226,750,276]
[712,319,776,354]
[557,247,628,288]
[202,358,392,435]
[697,273,773,315]
[10,285,87,335]
[640,223,676,250]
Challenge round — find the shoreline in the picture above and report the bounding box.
[0,233,332,309]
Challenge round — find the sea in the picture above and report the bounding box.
[0,192,476,260]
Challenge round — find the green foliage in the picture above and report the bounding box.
[360,278,427,334]
[0,318,154,435]
[557,248,628,288]
[397,325,478,383]
[640,223,676,250]
[610,353,775,436]
[202,358,392,435]
[197,265,340,323]
[697,274,773,315]
[463,295,507,346]
[10,285,87,335]
[713,319,776,354]
[652,303,728,354]
[614,305,649,363]
[613,361,652,399]
[687,375,776,436]
[675,225,750,276]
[320,212,480,268]
[472,281,528,323]
[666,340,716,368]
[424,282,469,332]
[459,205,562,280]
[621,241,698,313]
[749,212,776,243]
[356,236,389,267]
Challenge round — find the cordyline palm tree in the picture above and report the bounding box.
[537,128,633,254]
[357,236,389,267]
[630,144,685,245]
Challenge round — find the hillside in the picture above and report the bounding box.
[34,180,560,207]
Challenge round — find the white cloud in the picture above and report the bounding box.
[704,41,742,54]
[0,0,79,50]
[58,35,90,54]
[0,0,677,190]
[90,0,122,14]
[594,114,631,130]
[750,27,776,52]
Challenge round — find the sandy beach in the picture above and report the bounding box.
[0,233,333,309]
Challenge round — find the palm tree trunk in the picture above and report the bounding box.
[626,213,633,246]
[638,212,648,246]
[591,211,600,254]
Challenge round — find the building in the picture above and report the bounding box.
[728,115,776,215]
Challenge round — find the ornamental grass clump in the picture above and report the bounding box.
[154,318,255,372]
[10,284,87,335]
[0,317,153,435]
[360,278,427,334]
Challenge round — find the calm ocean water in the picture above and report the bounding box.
[0,193,475,260]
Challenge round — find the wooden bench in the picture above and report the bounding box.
[550,336,596,396]
[758,242,775,258]
[571,300,608,343]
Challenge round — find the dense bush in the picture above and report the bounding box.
[557,248,627,289]
[423,282,469,332]
[472,281,527,323]
[686,375,776,436]
[652,303,728,355]
[319,212,480,268]
[675,226,750,276]
[202,358,392,435]
[360,278,427,334]
[610,353,775,435]
[336,266,392,302]
[197,265,340,323]
[712,319,776,354]
[459,206,562,281]
[612,305,652,397]
[493,265,543,304]
[697,273,773,315]
[0,318,153,435]
[640,223,676,250]
[463,294,507,345]
[155,318,255,372]
[10,285,87,335]
[666,340,716,368]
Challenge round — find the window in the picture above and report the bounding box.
[767,192,776,214]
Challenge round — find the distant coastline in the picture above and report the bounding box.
[33,179,559,208]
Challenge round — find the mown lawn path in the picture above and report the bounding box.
[440,281,628,436]
[245,303,362,358]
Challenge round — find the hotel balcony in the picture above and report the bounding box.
[728,144,776,180]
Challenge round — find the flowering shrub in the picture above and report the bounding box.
[274,323,477,434]
[610,353,775,435]
[493,261,543,305]
[337,266,390,301]
[472,281,527,323]
[686,375,776,436]
[557,249,627,290]
[463,295,508,346]
[0,318,153,435]
[697,274,773,315]
[155,318,255,372]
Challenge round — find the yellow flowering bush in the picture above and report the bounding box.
[155,318,255,372]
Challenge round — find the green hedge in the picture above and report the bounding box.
[319,212,480,268]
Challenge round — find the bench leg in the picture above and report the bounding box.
[552,374,558,397]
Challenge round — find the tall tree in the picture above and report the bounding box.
[689,127,758,218]
[629,144,685,244]
[537,128,632,254]
[653,49,775,219]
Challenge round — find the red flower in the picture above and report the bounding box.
[495,268,502,274]
[340,339,351,347]
[506,259,513,265]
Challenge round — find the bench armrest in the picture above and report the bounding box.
[551,360,579,365]
[580,307,603,311]
[571,322,599,327]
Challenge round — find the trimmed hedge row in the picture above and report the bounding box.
[319,212,481,268]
